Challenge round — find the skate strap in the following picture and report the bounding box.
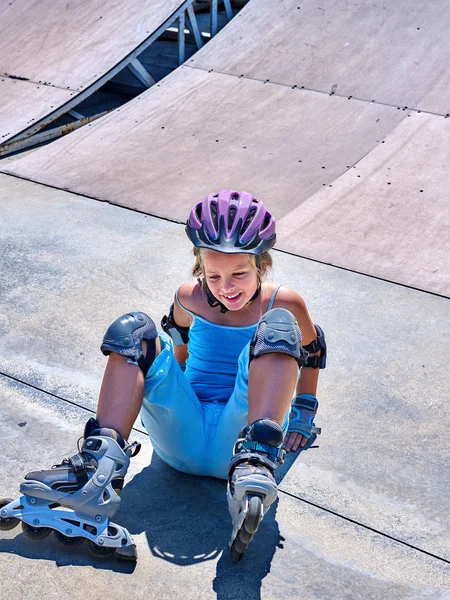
[241,441,285,462]
[69,453,86,473]
[229,452,279,476]
[229,446,285,476]
[126,441,141,458]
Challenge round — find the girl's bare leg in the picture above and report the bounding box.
[96,338,161,440]
[247,353,298,425]
[227,352,297,562]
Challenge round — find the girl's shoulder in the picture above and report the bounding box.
[271,284,308,311]
[271,284,312,323]
[174,281,204,321]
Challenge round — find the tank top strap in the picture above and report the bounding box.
[176,285,282,317]
[175,288,196,318]
[267,285,282,310]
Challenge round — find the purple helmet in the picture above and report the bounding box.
[186,190,276,254]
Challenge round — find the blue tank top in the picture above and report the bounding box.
[176,286,281,403]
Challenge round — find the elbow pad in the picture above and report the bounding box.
[161,303,189,347]
[302,324,327,369]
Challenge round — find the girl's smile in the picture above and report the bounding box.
[221,291,243,306]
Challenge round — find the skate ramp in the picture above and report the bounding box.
[0,0,192,144]
[2,67,405,219]
[276,112,450,295]
[190,0,450,115]
[4,0,450,295]
[0,175,449,571]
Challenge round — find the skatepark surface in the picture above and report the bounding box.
[4,0,450,295]
[0,0,449,598]
[0,177,448,599]
[0,0,194,144]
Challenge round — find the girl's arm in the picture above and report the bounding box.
[170,283,194,368]
[295,362,319,396]
[276,287,323,452]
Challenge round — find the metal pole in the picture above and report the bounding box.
[210,0,218,37]
[178,12,186,64]
[223,0,233,21]
[187,4,204,48]
[128,58,155,88]
[0,112,109,158]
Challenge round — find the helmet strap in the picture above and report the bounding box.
[198,278,229,313]
[247,280,262,305]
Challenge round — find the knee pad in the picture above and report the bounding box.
[101,312,157,377]
[250,308,307,367]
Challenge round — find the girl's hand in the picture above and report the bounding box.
[282,431,309,453]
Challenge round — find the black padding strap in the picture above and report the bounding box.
[302,324,327,369]
[161,304,189,346]
[305,354,321,369]
[127,441,142,458]
[137,338,156,377]
[69,453,86,474]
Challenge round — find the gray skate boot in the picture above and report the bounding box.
[0,418,140,561]
[227,418,284,562]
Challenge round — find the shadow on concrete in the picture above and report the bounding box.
[0,445,302,597]
[118,451,291,600]
[0,532,137,573]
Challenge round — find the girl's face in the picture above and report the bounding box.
[202,250,259,311]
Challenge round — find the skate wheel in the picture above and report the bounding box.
[54,531,84,547]
[233,536,248,554]
[22,522,52,540]
[230,542,245,563]
[0,498,20,531]
[115,543,137,561]
[87,540,116,558]
[244,495,263,534]
[238,527,253,544]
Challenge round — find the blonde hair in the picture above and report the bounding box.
[192,247,272,288]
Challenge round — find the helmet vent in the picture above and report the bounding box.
[241,207,257,234]
[210,201,218,229]
[195,205,202,220]
[262,213,271,230]
[228,206,237,229]
[231,192,240,200]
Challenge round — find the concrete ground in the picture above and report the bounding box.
[0,174,449,599]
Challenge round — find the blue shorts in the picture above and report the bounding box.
[140,332,289,480]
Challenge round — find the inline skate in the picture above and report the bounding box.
[0,419,140,561]
[227,418,285,562]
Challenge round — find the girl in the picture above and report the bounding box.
[5,190,325,563]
